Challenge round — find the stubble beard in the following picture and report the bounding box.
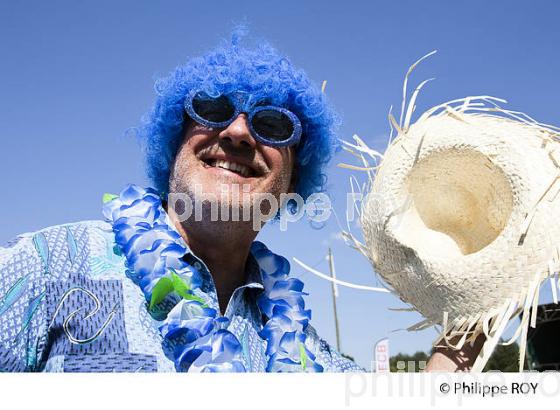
[168,145,293,240]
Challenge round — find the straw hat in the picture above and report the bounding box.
[343,57,560,370]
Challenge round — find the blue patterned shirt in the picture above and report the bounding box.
[0,220,363,372]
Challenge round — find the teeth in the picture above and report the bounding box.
[213,159,251,177]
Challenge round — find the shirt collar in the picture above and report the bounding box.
[244,252,265,291]
[181,245,265,295]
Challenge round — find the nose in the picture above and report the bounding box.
[218,114,256,149]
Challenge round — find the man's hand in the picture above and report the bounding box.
[425,334,486,372]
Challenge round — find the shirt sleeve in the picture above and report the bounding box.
[305,325,366,373]
[0,232,50,371]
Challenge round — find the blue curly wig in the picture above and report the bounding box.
[138,31,341,203]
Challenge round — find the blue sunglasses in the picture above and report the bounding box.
[184,90,302,147]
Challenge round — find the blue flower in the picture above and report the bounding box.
[253,241,323,373]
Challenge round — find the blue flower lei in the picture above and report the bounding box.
[102,184,323,372]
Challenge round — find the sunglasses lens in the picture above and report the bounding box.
[192,92,235,123]
[251,109,294,142]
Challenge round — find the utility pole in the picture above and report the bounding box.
[328,247,341,352]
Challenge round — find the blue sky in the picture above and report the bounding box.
[1,1,559,369]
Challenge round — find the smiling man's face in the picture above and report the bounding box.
[169,113,296,225]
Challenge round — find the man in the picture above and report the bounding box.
[0,33,479,372]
